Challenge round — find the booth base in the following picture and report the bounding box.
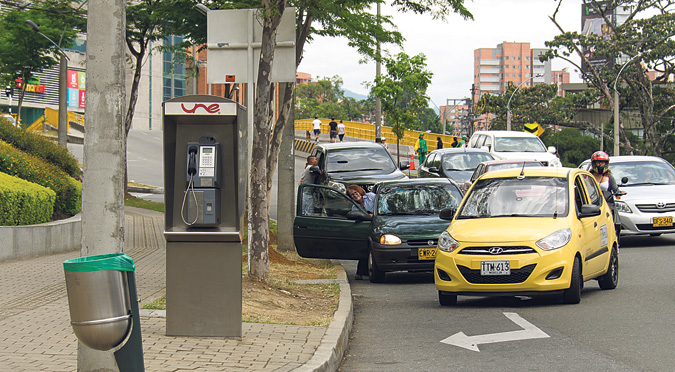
[166,241,242,337]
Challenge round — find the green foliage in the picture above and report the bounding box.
[124,197,165,213]
[540,128,599,168]
[370,52,433,139]
[0,171,55,226]
[0,140,81,218]
[0,120,81,178]
[414,107,441,133]
[294,75,369,121]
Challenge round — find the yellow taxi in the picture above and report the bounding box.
[434,167,618,305]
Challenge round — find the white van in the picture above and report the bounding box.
[468,130,561,167]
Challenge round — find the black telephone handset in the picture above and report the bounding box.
[187,146,198,176]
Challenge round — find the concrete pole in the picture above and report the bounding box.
[79,0,126,369]
[375,3,382,138]
[277,82,295,251]
[58,53,68,147]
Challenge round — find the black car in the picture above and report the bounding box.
[310,142,409,193]
[294,178,463,283]
[417,148,493,189]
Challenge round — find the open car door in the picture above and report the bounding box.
[294,184,371,259]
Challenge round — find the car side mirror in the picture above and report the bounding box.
[548,146,557,154]
[480,145,490,151]
[400,160,410,171]
[428,166,439,173]
[578,204,601,218]
[439,208,456,220]
[346,210,372,221]
[621,176,628,185]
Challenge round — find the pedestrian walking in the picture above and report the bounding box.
[337,120,346,142]
[312,116,321,142]
[328,118,338,143]
[436,136,443,149]
[414,133,428,165]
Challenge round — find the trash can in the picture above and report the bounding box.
[63,253,135,351]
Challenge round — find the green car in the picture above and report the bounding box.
[294,178,464,283]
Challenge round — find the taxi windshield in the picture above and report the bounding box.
[377,184,462,216]
[458,177,569,218]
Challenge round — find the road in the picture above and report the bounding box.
[339,234,675,372]
[68,128,308,220]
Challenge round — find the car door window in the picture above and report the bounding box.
[431,154,442,169]
[574,177,587,214]
[483,135,493,150]
[581,174,603,206]
[298,185,363,218]
[423,153,434,167]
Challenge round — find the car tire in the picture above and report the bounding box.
[562,257,582,304]
[368,247,386,283]
[598,247,619,290]
[438,291,457,306]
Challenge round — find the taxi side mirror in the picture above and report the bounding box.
[578,204,601,218]
[439,208,456,220]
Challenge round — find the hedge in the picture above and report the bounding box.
[0,140,81,218]
[0,172,56,225]
[0,119,81,179]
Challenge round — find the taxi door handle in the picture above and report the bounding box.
[594,222,597,228]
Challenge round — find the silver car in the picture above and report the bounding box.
[579,155,675,236]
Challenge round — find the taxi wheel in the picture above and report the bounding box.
[598,248,619,290]
[562,257,581,304]
[438,291,457,306]
[368,248,386,283]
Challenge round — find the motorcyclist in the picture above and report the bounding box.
[589,151,625,238]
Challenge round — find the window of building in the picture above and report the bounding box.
[512,56,516,60]
[518,56,521,60]
[163,35,186,101]
[525,56,530,61]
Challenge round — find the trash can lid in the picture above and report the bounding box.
[63,253,135,272]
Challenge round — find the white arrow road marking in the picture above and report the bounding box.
[440,312,549,352]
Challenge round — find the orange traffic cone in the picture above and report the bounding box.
[409,153,416,170]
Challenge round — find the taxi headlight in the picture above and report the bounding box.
[380,234,401,245]
[438,231,460,252]
[615,201,632,214]
[328,181,346,194]
[536,228,571,251]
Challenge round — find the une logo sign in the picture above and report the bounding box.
[181,103,220,114]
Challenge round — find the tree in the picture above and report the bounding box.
[542,0,675,156]
[0,2,85,124]
[415,107,441,133]
[480,83,576,131]
[370,52,432,163]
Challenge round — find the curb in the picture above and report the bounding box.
[292,260,352,372]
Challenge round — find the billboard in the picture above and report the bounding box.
[581,1,614,74]
[66,70,86,108]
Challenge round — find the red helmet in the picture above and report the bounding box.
[591,151,610,174]
[591,151,609,162]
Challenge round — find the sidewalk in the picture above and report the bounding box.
[0,207,352,372]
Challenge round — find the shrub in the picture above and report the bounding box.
[0,119,81,179]
[0,172,56,225]
[0,140,82,218]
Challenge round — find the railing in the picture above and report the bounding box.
[295,118,459,151]
[27,107,85,132]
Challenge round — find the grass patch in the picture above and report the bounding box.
[124,196,164,213]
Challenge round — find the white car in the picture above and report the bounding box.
[469,130,562,167]
[579,155,675,237]
[1,114,17,127]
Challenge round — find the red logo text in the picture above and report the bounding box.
[181,103,220,114]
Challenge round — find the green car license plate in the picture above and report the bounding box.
[481,260,510,276]
[418,248,436,260]
[653,216,673,227]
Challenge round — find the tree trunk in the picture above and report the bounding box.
[249,2,285,281]
[123,39,148,196]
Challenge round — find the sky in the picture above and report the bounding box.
[298,0,584,110]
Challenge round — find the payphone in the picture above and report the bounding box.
[182,136,221,226]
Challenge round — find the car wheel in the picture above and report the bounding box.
[438,291,457,306]
[368,247,386,283]
[598,247,619,290]
[562,257,582,304]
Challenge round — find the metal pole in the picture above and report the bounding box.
[58,53,68,147]
[506,74,541,131]
[246,9,254,254]
[613,89,620,156]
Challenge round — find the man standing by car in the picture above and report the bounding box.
[415,133,428,165]
[312,116,321,142]
[299,156,319,215]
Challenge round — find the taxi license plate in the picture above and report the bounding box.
[653,216,673,227]
[481,260,510,276]
[418,248,436,260]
